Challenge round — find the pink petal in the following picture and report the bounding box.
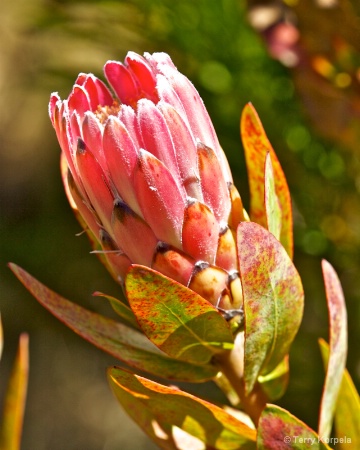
[103,116,141,216]
[133,149,186,248]
[156,75,187,121]
[118,105,144,149]
[99,229,132,283]
[154,62,222,157]
[182,200,220,264]
[137,99,180,182]
[111,200,158,266]
[83,74,113,108]
[125,52,158,103]
[49,92,60,126]
[197,142,231,223]
[104,61,139,106]
[75,138,114,232]
[144,52,177,72]
[75,73,87,86]
[68,85,91,116]
[158,101,202,200]
[152,243,195,286]
[82,112,106,170]
[65,165,102,239]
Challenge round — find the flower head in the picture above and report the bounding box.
[49,52,245,313]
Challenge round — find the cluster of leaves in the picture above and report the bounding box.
[6,105,360,449]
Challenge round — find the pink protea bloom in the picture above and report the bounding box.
[49,52,245,315]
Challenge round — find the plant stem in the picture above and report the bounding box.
[214,332,267,426]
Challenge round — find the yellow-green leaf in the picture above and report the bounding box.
[9,263,218,382]
[265,152,282,241]
[237,222,303,394]
[0,334,29,450]
[93,291,140,330]
[318,260,347,440]
[108,366,256,450]
[125,265,234,365]
[319,339,360,450]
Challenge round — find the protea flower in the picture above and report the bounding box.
[49,52,246,317]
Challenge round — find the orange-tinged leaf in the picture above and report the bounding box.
[108,366,257,450]
[9,264,218,382]
[241,103,293,258]
[318,260,347,440]
[258,404,332,450]
[0,333,29,450]
[125,266,234,365]
[319,339,359,450]
[237,222,303,394]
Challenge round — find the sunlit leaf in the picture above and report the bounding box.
[0,333,29,450]
[319,339,360,450]
[93,291,140,330]
[9,263,218,382]
[237,222,303,394]
[241,103,293,258]
[265,152,282,241]
[125,265,234,365]
[318,260,347,440]
[108,366,256,450]
[258,356,289,401]
[258,404,332,450]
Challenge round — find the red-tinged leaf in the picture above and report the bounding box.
[318,260,348,440]
[258,405,332,450]
[0,333,29,450]
[125,266,234,365]
[9,264,218,382]
[241,103,293,259]
[237,222,304,394]
[108,366,257,450]
[258,356,289,401]
[93,291,140,330]
[265,153,282,241]
[319,339,360,450]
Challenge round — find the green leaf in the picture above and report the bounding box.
[258,356,289,401]
[125,266,234,365]
[93,291,140,330]
[265,153,282,241]
[319,339,360,450]
[318,260,348,440]
[108,366,256,450]
[241,103,293,259]
[0,333,29,450]
[258,404,332,450]
[237,222,304,394]
[9,263,218,382]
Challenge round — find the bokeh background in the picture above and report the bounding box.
[1,0,359,448]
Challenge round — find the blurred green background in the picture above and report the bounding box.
[1,0,359,448]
